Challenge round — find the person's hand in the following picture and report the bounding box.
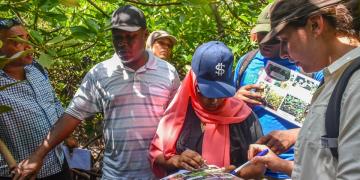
[256,128,299,154]
[234,84,264,106]
[64,137,78,154]
[222,165,235,173]
[13,152,44,180]
[171,149,205,171]
[248,144,293,176]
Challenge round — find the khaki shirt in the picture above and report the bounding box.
[292,47,360,180]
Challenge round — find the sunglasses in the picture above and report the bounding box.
[262,38,280,45]
[0,18,21,29]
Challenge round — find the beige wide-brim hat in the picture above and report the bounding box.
[146,30,177,49]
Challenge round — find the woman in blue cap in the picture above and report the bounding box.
[149,41,265,178]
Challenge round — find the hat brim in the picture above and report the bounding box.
[261,21,288,44]
[155,35,177,45]
[197,77,236,98]
[111,25,142,32]
[252,23,271,34]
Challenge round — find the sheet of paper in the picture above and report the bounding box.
[61,145,91,171]
[256,61,320,126]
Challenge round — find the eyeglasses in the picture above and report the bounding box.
[0,18,21,29]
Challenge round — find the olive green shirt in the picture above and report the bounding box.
[292,47,360,180]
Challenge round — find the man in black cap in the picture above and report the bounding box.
[14,5,180,179]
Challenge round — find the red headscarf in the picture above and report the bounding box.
[149,70,252,177]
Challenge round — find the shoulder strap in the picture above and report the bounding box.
[322,57,360,159]
[33,60,47,77]
[235,49,259,88]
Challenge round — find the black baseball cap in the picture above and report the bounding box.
[111,5,146,31]
[262,0,342,43]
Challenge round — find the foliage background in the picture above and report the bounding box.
[0,0,271,167]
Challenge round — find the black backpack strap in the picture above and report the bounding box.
[235,49,259,88]
[322,57,360,159]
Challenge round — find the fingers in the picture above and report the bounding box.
[248,144,268,160]
[179,149,204,170]
[223,165,236,173]
[235,84,264,106]
[181,156,202,169]
[242,84,264,91]
[255,135,270,145]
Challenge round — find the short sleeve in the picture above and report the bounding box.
[65,71,101,121]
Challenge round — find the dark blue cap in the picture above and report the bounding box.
[191,41,235,98]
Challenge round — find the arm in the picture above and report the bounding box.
[13,113,81,180]
[256,128,300,154]
[248,144,293,176]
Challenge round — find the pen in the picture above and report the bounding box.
[230,149,269,175]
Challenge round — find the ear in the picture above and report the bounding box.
[308,14,325,37]
[144,28,149,39]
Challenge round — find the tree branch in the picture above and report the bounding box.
[86,0,110,18]
[56,41,98,58]
[123,0,182,6]
[210,3,225,38]
[221,0,250,27]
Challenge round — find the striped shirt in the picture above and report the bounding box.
[0,62,64,178]
[66,52,180,179]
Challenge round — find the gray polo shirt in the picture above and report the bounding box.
[66,51,180,179]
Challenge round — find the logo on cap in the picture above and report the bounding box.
[215,63,225,76]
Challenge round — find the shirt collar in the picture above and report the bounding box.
[112,50,158,71]
[0,62,33,78]
[326,46,360,74]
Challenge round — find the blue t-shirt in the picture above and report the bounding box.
[233,51,323,179]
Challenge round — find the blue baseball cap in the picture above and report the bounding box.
[191,41,235,98]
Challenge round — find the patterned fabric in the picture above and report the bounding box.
[0,62,64,178]
[66,51,180,179]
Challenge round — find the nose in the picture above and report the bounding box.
[279,41,289,59]
[210,98,219,104]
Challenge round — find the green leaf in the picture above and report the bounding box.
[29,30,44,44]
[60,0,80,7]
[39,0,59,11]
[84,19,100,33]
[46,49,57,57]
[70,26,93,40]
[38,53,54,68]
[46,12,68,22]
[0,105,12,114]
[46,36,66,45]
[0,49,35,68]
[57,39,81,48]
[8,36,36,47]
